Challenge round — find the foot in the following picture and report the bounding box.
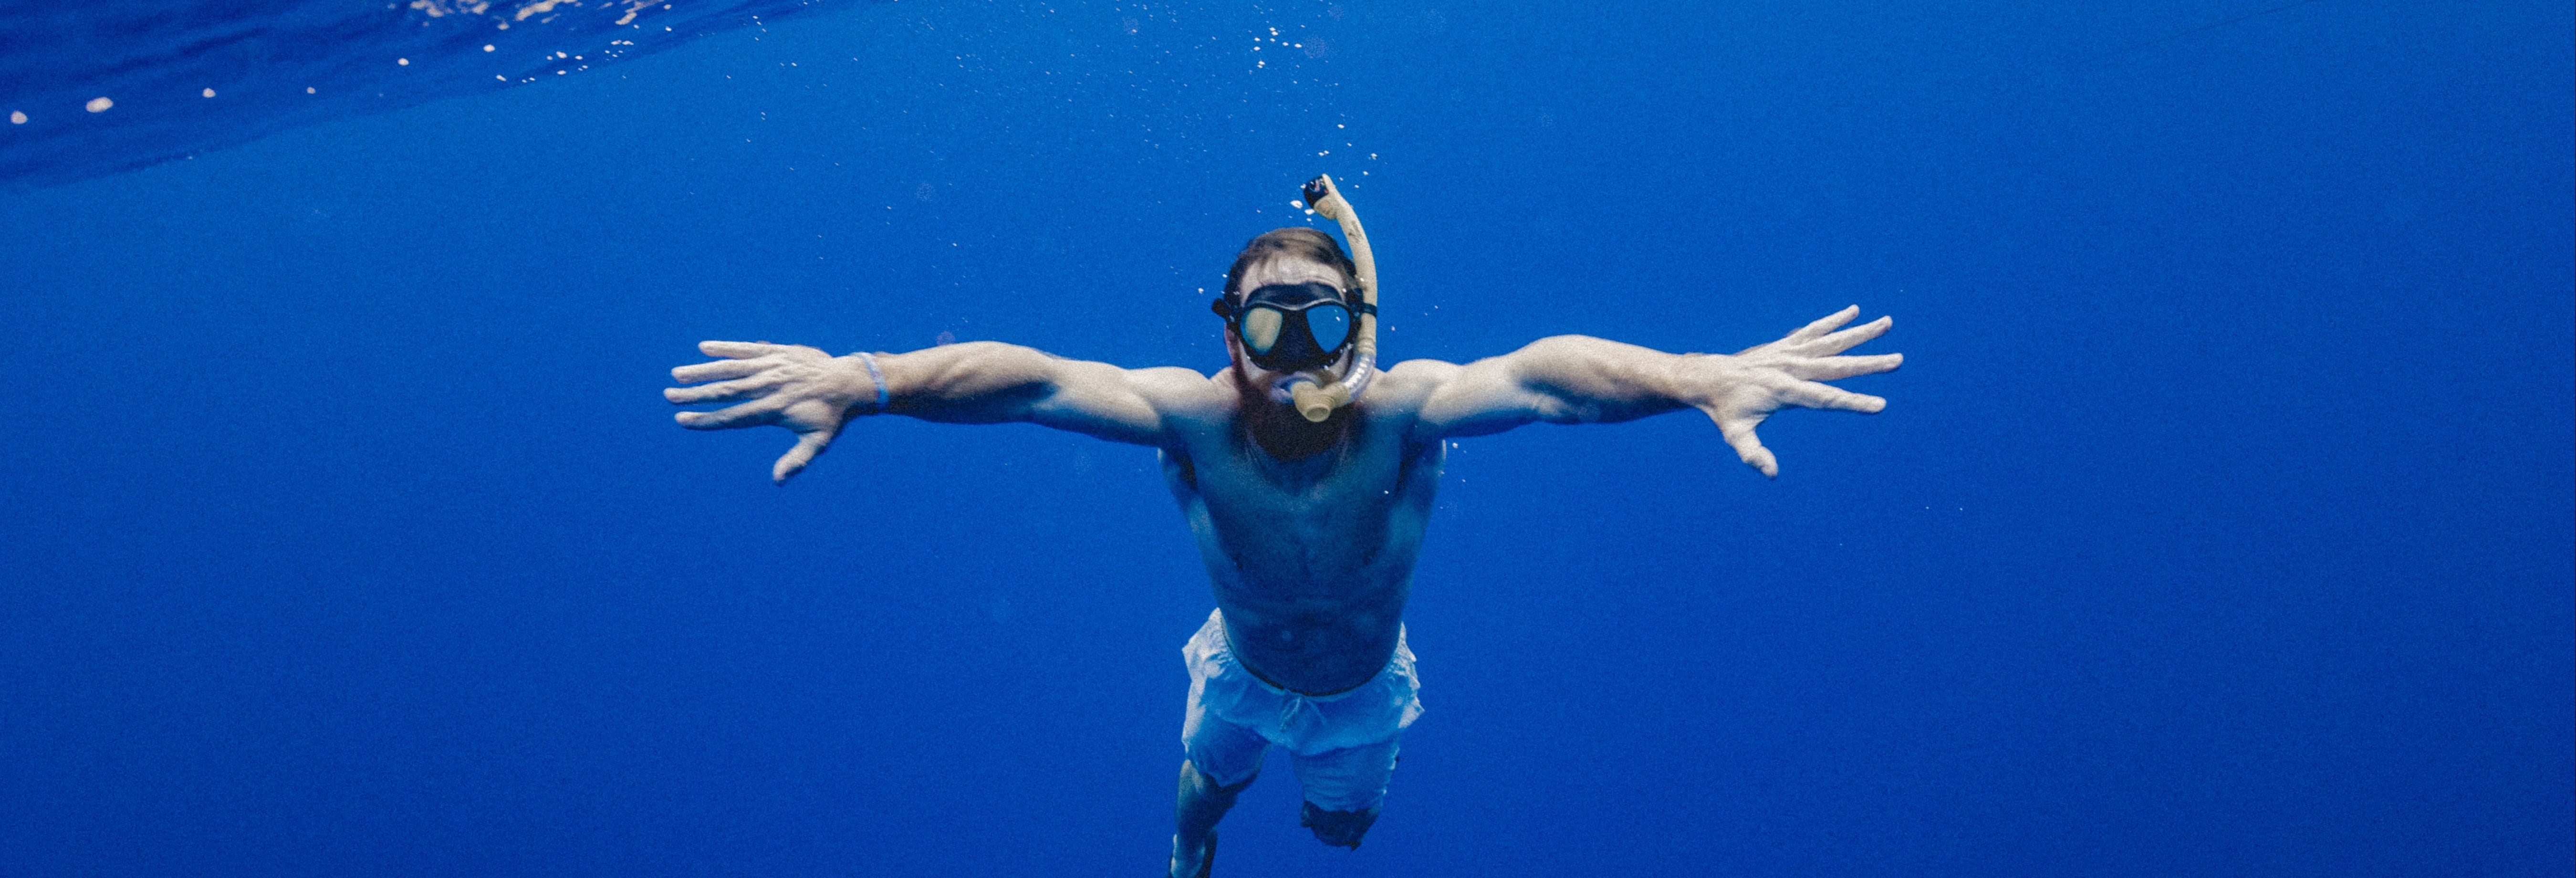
[1168,831,1215,878]
[1300,802,1380,850]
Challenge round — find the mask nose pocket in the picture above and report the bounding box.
[1240,307,1286,355]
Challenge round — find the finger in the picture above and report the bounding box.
[698,340,788,359]
[674,397,787,430]
[772,429,837,484]
[1791,352,1904,381]
[1778,379,1887,414]
[1708,409,1779,478]
[664,375,780,405]
[1783,305,1862,344]
[1798,315,1892,356]
[672,357,772,383]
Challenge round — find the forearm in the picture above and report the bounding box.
[1502,335,1702,425]
[870,340,1076,423]
[869,341,1170,446]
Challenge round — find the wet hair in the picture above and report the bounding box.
[1223,227,1359,296]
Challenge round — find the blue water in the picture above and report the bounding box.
[2,1,2569,875]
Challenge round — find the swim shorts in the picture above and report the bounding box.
[1180,608,1423,813]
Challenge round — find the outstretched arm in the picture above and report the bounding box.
[666,340,1202,483]
[1410,306,1900,477]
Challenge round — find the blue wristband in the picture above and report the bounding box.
[855,351,889,413]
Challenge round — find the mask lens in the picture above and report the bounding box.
[1239,306,1286,355]
[1307,304,1352,352]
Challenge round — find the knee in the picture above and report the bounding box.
[1181,760,1255,803]
[1299,801,1381,849]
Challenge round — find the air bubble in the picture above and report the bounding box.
[85,97,112,112]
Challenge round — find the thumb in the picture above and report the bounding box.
[1707,408,1778,479]
[772,428,838,485]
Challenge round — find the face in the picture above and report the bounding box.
[1225,257,1356,406]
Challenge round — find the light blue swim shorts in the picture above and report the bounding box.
[1181,608,1424,813]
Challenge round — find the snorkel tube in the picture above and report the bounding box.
[1289,174,1378,422]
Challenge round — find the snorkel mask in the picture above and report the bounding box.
[1212,281,1372,374]
[1211,174,1383,422]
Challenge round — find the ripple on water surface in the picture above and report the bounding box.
[0,0,848,188]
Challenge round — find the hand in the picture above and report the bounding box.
[665,341,880,484]
[1689,306,1901,478]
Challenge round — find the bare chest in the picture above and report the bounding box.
[1184,426,1419,580]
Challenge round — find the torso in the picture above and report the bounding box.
[1157,366,1446,694]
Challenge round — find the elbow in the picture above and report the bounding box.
[940,339,1036,361]
[1519,334,1601,358]
[1530,397,1605,425]
[1510,335,1620,380]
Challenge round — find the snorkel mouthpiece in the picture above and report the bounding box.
[1288,174,1379,422]
[1289,370,1342,423]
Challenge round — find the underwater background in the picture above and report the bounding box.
[2,0,2569,875]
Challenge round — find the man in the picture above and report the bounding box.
[665,226,1899,876]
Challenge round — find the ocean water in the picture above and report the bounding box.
[1,0,2569,875]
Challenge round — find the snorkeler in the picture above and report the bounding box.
[664,177,1900,877]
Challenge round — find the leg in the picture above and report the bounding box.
[1173,711,1269,877]
[1169,759,1250,878]
[1288,735,1403,849]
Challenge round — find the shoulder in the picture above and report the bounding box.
[1382,358,1464,383]
[1127,366,1234,419]
[1355,359,1461,425]
[1370,359,1462,406]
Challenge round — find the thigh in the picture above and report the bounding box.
[1288,734,1403,813]
[1183,705,1272,788]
